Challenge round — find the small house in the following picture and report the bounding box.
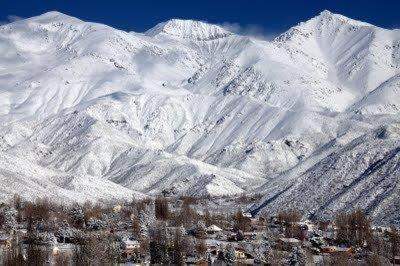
[120,238,140,262]
[277,238,301,251]
[206,225,223,234]
[0,235,12,249]
[320,246,352,254]
[121,238,140,250]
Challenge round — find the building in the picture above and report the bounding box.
[121,238,140,250]
[0,235,12,249]
[320,246,352,254]
[120,238,140,262]
[206,225,223,234]
[277,238,301,251]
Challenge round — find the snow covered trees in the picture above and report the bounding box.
[0,204,17,231]
[251,240,272,264]
[224,244,236,264]
[195,221,207,239]
[55,220,82,243]
[286,246,306,266]
[86,217,107,231]
[138,202,156,238]
[69,205,85,229]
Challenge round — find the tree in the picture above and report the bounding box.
[196,239,207,259]
[204,208,212,226]
[224,244,236,265]
[233,209,251,232]
[132,216,140,239]
[252,240,272,264]
[149,222,170,264]
[26,243,48,265]
[69,205,85,229]
[155,196,169,220]
[86,217,107,231]
[13,194,22,223]
[335,209,372,247]
[73,234,118,265]
[24,198,51,228]
[286,246,306,266]
[236,230,244,241]
[55,220,82,243]
[0,204,17,231]
[277,210,302,238]
[172,227,185,265]
[4,237,25,266]
[389,228,400,262]
[195,221,207,239]
[178,199,196,226]
[138,202,156,238]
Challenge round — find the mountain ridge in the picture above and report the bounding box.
[0,10,399,225]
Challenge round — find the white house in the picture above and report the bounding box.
[206,225,223,234]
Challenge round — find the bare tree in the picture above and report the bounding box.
[389,228,400,262]
[155,196,169,221]
[171,227,185,265]
[335,209,372,247]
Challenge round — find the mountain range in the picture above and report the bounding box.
[0,10,399,225]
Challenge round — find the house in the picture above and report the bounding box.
[320,246,352,254]
[277,238,301,251]
[235,249,247,260]
[121,238,140,250]
[243,212,252,218]
[0,235,12,249]
[393,256,400,265]
[206,225,223,234]
[113,205,122,213]
[52,246,60,255]
[120,238,140,262]
[235,247,254,264]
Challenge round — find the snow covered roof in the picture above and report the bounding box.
[207,225,223,232]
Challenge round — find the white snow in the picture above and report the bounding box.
[0,11,399,224]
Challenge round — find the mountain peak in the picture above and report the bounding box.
[312,10,373,28]
[146,18,232,40]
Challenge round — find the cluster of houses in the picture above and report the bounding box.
[0,203,399,265]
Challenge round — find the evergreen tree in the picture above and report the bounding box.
[138,203,156,238]
[224,244,236,264]
[286,246,306,266]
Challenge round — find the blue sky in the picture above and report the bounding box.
[1,0,399,35]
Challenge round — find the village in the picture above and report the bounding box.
[0,195,399,265]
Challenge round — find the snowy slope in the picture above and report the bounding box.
[0,11,399,223]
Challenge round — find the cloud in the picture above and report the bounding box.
[219,22,278,41]
[0,14,24,25]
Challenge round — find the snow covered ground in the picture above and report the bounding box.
[0,11,399,224]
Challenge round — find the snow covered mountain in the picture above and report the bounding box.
[0,11,399,224]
